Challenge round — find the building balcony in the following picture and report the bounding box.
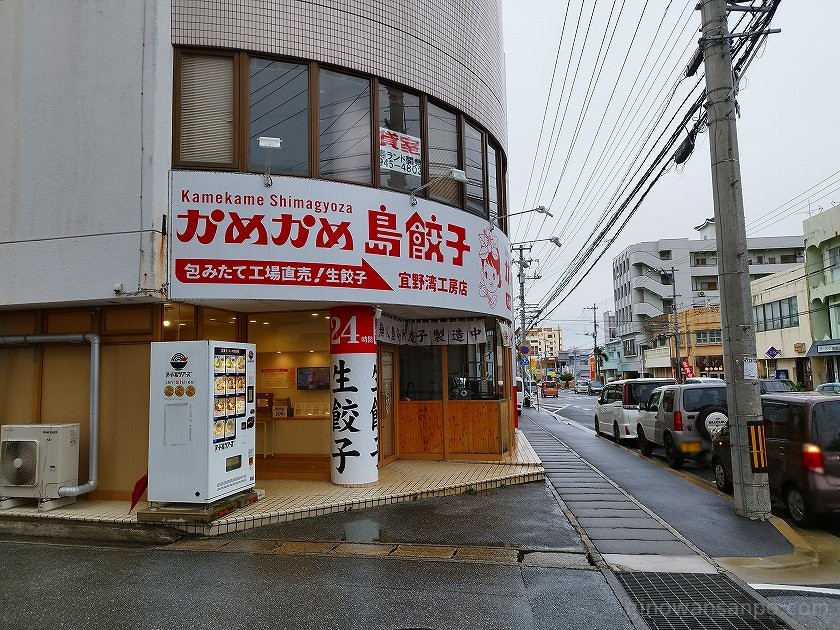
[631,274,669,297]
[634,302,666,318]
[644,346,672,368]
[629,249,672,271]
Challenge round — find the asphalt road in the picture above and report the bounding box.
[537,390,840,538]
[1,482,638,630]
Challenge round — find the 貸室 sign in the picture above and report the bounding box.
[379,128,421,177]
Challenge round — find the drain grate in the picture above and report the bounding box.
[615,572,794,630]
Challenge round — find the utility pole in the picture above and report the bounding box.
[699,0,770,519]
[585,304,599,382]
[667,267,682,383]
[512,244,539,391]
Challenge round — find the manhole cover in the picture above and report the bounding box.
[615,572,794,630]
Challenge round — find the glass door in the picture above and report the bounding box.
[379,346,397,465]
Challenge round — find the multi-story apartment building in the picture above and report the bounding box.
[613,218,804,377]
[525,326,564,359]
[0,0,515,497]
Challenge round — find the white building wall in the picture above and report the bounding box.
[0,0,171,307]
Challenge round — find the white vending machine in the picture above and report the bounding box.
[148,341,257,504]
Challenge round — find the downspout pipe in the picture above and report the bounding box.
[0,333,99,496]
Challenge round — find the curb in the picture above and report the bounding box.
[0,515,184,546]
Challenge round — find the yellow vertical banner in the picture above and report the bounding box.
[746,420,767,472]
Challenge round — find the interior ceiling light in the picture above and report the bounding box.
[163,320,171,327]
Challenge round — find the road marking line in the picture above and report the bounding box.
[750,583,840,596]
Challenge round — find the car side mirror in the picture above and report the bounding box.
[639,402,647,411]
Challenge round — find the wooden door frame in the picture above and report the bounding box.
[378,344,399,466]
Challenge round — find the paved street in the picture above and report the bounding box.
[2,482,634,630]
[7,403,838,629]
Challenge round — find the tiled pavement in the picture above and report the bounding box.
[0,429,544,536]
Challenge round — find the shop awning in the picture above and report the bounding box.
[806,339,840,357]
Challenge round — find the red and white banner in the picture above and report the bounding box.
[169,171,513,320]
[330,306,378,485]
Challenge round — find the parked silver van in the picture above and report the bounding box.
[638,382,727,469]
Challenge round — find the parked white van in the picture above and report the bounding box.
[595,378,676,443]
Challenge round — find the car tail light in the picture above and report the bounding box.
[673,411,683,431]
[802,443,825,474]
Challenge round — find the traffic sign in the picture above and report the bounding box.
[521,346,529,355]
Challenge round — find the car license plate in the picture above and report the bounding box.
[681,441,702,453]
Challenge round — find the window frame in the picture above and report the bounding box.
[174,48,509,230]
[173,48,240,170]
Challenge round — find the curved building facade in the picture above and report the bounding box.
[0,0,514,498]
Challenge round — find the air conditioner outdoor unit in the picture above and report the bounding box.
[0,423,80,511]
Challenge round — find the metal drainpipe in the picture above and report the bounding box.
[0,333,99,496]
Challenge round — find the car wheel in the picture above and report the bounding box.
[664,433,684,469]
[613,421,621,444]
[786,485,815,527]
[712,457,732,493]
[638,427,653,456]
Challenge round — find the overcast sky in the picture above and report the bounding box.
[501,0,840,350]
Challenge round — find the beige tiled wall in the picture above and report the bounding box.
[172,0,508,149]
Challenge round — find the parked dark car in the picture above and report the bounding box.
[711,392,840,526]
[759,378,797,394]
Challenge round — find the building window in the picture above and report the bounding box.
[427,102,460,207]
[400,346,442,400]
[249,58,309,175]
[830,247,840,282]
[754,296,798,331]
[660,250,671,260]
[173,49,509,229]
[318,69,371,184]
[464,121,486,217]
[693,253,716,267]
[378,84,421,193]
[695,329,722,344]
[177,52,235,165]
[162,304,196,341]
[623,339,636,356]
[487,143,500,228]
[693,277,718,291]
[780,254,797,264]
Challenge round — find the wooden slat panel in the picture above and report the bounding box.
[256,454,330,480]
[447,401,501,455]
[397,401,444,456]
